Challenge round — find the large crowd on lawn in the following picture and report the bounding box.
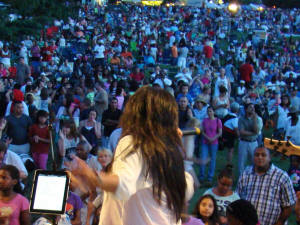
[0,1,299,225]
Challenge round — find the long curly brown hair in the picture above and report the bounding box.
[119,86,187,221]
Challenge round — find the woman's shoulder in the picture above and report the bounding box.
[114,135,134,154]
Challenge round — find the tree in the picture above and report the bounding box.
[0,0,80,42]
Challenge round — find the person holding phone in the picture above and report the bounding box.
[68,86,194,225]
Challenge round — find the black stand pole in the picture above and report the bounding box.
[48,123,57,172]
[48,123,57,225]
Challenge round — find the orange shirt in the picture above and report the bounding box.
[171,46,178,58]
[110,57,120,65]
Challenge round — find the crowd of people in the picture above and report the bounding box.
[0,1,299,224]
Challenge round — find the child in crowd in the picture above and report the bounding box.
[86,148,113,225]
[226,199,259,225]
[65,180,83,225]
[182,203,204,225]
[193,194,219,225]
[203,165,240,225]
[0,165,30,225]
[288,155,300,192]
[29,110,50,170]
[97,148,112,170]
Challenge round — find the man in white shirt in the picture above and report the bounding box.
[94,40,105,67]
[290,87,300,111]
[0,141,27,179]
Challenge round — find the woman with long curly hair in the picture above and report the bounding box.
[69,86,194,225]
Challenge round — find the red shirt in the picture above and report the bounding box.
[8,67,17,78]
[28,124,50,154]
[130,72,144,82]
[41,46,53,62]
[239,63,254,83]
[203,45,213,59]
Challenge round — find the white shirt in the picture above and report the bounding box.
[94,44,105,59]
[20,46,28,58]
[224,113,238,130]
[59,38,66,47]
[277,105,289,130]
[3,150,28,177]
[99,135,194,225]
[285,116,300,146]
[214,76,229,97]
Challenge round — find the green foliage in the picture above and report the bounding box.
[0,0,80,42]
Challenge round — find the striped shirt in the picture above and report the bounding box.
[237,164,296,225]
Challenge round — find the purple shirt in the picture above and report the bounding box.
[202,117,222,145]
[66,192,83,220]
[183,217,205,225]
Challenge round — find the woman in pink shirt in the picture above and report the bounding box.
[0,165,30,225]
[0,63,7,78]
[200,106,222,185]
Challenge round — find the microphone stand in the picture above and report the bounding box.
[48,123,57,172]
[48,123,57,225]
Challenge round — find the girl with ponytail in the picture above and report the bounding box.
[203,164,240,225]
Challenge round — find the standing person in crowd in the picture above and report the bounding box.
[171,42,178,66]
[193,96,208,125]
[0,165,30,225]
[94,82,108,122]
[214,68,230,98]
[203,40,213,66]
[15,57,30,85]
[237,103,259,175]
[284,106,300,145]
[203,165,240,225]
[200,106,222,186]
[177,40,189,70]
[197,84,212,106]
[222,102,240,163]
[1,45,11,69]
[290,87,300,111]
[5,101,33,168]
[237,147,296,225]
[274,94,290,139]
[28,110,50,170]
[101,97,122,148]
[178,96,193,129]
[239,58,254,88]
[68,86,194,225]
[94,39,105,67]
[213,85,229,119]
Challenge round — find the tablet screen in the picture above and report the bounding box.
[30,170,70,215]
